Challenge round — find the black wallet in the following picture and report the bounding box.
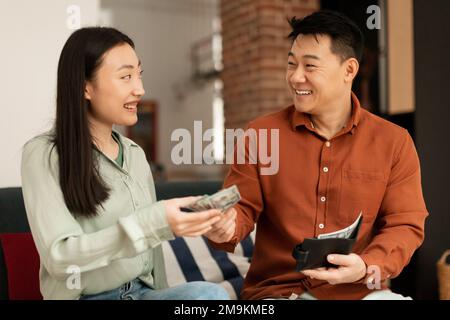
[292,215,363,271]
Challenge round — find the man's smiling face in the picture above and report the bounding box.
[286,34,349,115]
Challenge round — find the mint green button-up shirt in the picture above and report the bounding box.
[21,130,174,299]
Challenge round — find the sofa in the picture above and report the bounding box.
[0,181,254,300]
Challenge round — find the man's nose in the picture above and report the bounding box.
[289,67,306,84]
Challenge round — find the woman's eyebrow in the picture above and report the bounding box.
[116,60,142,71]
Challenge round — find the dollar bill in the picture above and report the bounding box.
[197,195,214,210]
[181,185,241,213]
[188,195,209,211]
[317,211,363,239]
[209,185,241,212]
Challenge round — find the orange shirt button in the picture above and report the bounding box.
[325,141,331,147]
[320,196,326,202]
[319,223,325,229]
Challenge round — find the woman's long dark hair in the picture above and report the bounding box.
[53,27,134,218]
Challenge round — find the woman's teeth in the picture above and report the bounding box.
[295,90,313,95]
[124,103,137,110]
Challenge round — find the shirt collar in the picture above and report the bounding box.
[290,92,362,134]
[346,92,361,134]
[88,130,137,173]
[112,130,139,148]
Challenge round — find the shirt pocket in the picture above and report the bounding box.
[339,169,387,224]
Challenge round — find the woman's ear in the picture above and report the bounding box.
[84,81,92,101]
[344,58,359,83]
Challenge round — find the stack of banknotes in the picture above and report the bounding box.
[180,185,241,213]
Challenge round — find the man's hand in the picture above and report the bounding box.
[204,207,237,243]
[301,253,367,285]
[164,196,222,237]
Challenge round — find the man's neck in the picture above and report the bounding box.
[310,97,352,140]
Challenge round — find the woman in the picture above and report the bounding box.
[21,27,229,300]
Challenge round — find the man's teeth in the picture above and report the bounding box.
[295,90,312,95]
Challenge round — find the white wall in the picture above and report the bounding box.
[0,0,220,187]
[100,0,220,179]
[0,0,100,187]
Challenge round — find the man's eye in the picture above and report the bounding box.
[306,64,316,68]
[288,61,296,67]
[121,75,131,80]
[139,70,144,78]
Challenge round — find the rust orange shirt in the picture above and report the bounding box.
[211,93,428,300]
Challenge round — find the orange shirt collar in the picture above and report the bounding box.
[290,92,362,134]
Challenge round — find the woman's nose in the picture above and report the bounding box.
[133,80,145,97]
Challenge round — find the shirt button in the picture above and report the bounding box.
[325,141,331,147]
[320,196,326,202]
[319,223,325,229]
[323,167,329,173]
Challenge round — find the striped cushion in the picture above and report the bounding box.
[162,231,255,299]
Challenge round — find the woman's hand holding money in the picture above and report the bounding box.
[164,197,222,237]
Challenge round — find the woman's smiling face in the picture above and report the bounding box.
[84,43,145,128]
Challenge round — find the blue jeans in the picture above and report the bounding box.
[79,279,230,300]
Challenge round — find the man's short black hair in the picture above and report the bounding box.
[288,10,364,63]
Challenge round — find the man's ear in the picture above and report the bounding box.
[343,58,359,83]
[84,81,92,101]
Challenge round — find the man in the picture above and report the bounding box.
[205,11,428,300]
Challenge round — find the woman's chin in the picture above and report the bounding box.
[118,116,138,127]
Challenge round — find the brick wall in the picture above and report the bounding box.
[220,0,319,130]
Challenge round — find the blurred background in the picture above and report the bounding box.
[0,0,448,299]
